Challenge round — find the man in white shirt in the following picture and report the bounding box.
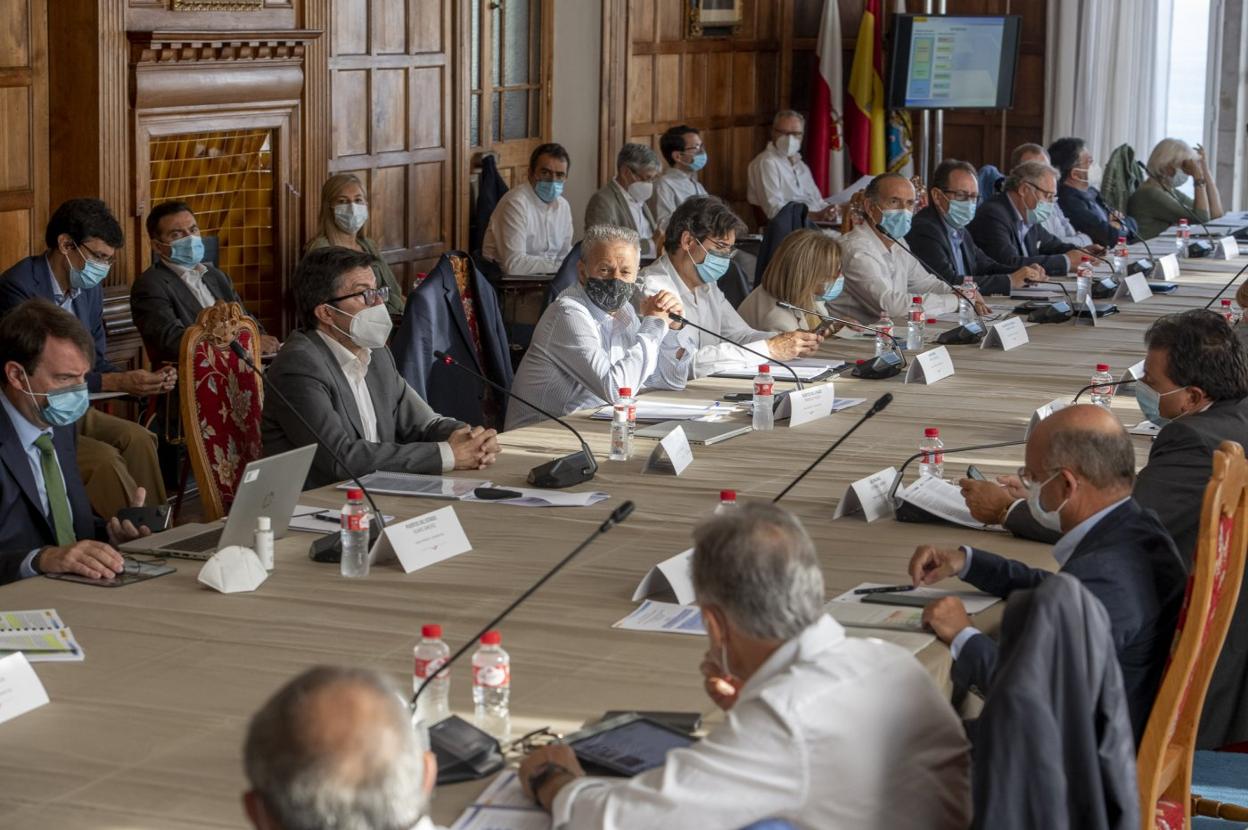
[585,144,663,259]
[505,225,693,430]
[639,195,822,378]
[243,666,446,830]
[653,125,710,230]
[1011,143,1097,249]
[747,110,837,222]
[482,143,575,275]
[520,502,972,829]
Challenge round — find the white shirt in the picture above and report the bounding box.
[747,142,830,220]
[652,166,708,230]
[825,223,958,323]
[165,260,217,309]
[638,254,775,378]
[482,182,574,275]
[504,282,696,430]
[316,331,454,472]
[614,181,656,259]
[552,615,972,830]
[1044,201,1094,247]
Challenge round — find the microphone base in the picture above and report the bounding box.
[894,500,958,525]
[936,322,985,345]
[1187,240,1215,258]
[1127,258,1153,276]
[1091,278,1118,300]
[308,521,382,563]
[427,715,504,785]
[851,357,902,380]
[1025,301,1073,325]
[527,450,596,489]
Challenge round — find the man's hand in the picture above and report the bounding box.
[1064,249,1084,272]
[996,473,1027,500]
[1082,244,1106,258]
[811,204,840,224]
[700,648,741,711]
[260,334,281,355]
[1009,264,1046,288]
[519,744,586,812]
[922,596,973,644]
[104,367,177,396]
[448,426,498,470]
[959,478,1015,525]
[641,289,684,329]
[766,330,823,361]
[106,486,154,545]
[908,544,967,587]
[36,540,124,580]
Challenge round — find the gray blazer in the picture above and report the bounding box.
[261,329,466,490]
[585,181,657,237]
[131,260,253,365]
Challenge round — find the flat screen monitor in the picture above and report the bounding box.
[887,15,1022,110]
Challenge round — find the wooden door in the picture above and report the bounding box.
[0,0,48,267]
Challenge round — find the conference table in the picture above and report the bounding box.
[0,241,1241,829]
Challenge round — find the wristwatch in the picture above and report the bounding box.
[1194,179,1207,188]
[527,761,576,807]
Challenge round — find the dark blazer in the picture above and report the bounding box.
[544,242,582,311]
[0,401,102,585]
[967,193,1076,276]
[0,256,116,392]
[754,202,815,287]
[906,205,1018,295]
[261,330,467,490]
[130,259,250,365]
[955,498,1186,742]
[1058,184,1139,248]
[471,154,509,257]
[392,253,513,429]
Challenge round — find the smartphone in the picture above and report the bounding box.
[862,593,931,609]
[966,465,987,481]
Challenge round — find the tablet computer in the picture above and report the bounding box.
[567,713,696,777]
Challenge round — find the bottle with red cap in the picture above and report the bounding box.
[609,387,634,461]
[413,623,451,723]
[1075,256,1093,305]
[1113,235,1129,274]
[906,296,925,351]
[714,489,738,514]
[919,428,944,479]
[472,630,511,740]
[1090,363,1115,409]
[753,365,774,431]
[1177,218,1191,258]
[1221,298,1240,326]
[339,487,370,578]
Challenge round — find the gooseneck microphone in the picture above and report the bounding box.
[773,393,893,502]
[775,300,907,371]
[1203,258,1248,310]
[666,311,806,390]
[1072,377,1135,403]
[432,350,596,488]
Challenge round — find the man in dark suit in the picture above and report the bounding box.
[966,161,1085,276]
[262,247,501,490]
[131,200,279,367]
[0,300,148,585]
[1049,136,1139,248]
[911,404,1186,742]
[906,158,1046,295]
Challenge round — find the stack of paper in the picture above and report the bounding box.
[897,475,1005,531]
[0,610,84,662]
[451,770,551,829]
[460,488,610,508]
[712,358,845,382]
[590,400,724,423]
[336,473,489,499]
[830,583,1001,614]
[612,601,706,636]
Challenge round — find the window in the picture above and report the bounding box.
[470,0,546,147]
[1162,0,1212,196]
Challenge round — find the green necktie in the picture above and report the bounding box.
[33,433,75,547]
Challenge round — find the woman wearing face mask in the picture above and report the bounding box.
[1127,138,1225,241]
[305,174,405,316]
[739,230,844,334]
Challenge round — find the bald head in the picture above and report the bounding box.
[1027,404,1135,494]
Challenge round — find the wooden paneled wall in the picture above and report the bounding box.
[0,0,47,270]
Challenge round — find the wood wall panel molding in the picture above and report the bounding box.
[0,0,44,269]
[302,0,331,250]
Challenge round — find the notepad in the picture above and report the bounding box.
[0,610,84,662]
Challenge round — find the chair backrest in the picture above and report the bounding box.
[840,190,867,234]
[1138,440,1248,829]
[544,241,582,310]
[978,165,1004,205]
[754,202,815,288]
[178,302,264,522]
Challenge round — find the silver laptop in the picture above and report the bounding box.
[122,445,317,560]
[634,420,753,446]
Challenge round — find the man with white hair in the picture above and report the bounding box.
[504,225,694,430]
[1010,143,1094,247]
[747,110,837,221]
[519,502,972,829]
[1128,137,1225,240]
[586,143,664,258]
[967,160,1083,276]
[242,666,443,830]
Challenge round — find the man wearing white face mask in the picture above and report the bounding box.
[747,111,837,222]
[1049,137,1139,248]
[966,161,1083,276]
[586,144,664,259]
[910,404,1186,743]
[261,247,499,490]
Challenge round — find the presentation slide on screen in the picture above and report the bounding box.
[905,17,1005,108]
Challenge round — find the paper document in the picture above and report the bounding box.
[712,359,845,382]
[845,627,936,655]
[898,475,1004,531]
[590,400,724,422]
[825,601,926,632]
[827,174,872,205]
[0,609,66,632]
[613,601,706,636]
[336,472,489,499]
[832,583,1001,615]
[830,397,866,413]
[931,304,1010,323]
[0,627,84,662]
[460,488,609,507]
[289,505,396,534]
[451,770,551,830]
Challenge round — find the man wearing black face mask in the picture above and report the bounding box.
[505,225,694,430]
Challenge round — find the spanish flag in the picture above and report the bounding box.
[846,0,886,177]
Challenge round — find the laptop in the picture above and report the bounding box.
[635,419,753,446]
[122,445,317,560]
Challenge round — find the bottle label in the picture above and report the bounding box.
[921,450,944,465]
[627,403,636,424]
[754,380,774,396]
[342,511,369,532]
[910,310,922,322]
[474,663,510,688]
[414,655,447,680]
[879,325,893,337]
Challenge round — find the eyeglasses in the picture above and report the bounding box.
[507,725,563,755]
[698,238,736,258]
[1025,181,1057,202]
[329,285,390,307]
[940,188,979,202]
[1016,466,1060,490]
[77,243,116,266]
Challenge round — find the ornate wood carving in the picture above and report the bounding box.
[127,30,319,65]
[172,0,263,9]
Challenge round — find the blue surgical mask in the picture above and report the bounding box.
[1026,199,1054,226]
[694,239,732,283]
[820,276,845,302]
[21,370,89,427]
[1025,471,1068,533]
[687,152,708,172]
[534,180,564,203]
[167,235,205,268]
[879,209,913,240]
[945,199,977,229]
[66,245,109,291]
[1136,380,1186,427]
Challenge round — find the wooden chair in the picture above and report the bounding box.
[178,302,264,523]
[1138,441,1248,829]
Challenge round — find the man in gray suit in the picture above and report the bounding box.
[261,247,499,490]
[585,144,663,259]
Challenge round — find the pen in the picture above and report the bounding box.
[853,584,916,595]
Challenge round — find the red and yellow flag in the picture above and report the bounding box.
[846,0,886,177]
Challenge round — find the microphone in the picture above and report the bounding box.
[412,500,635,783]
[772,393,893,502]
[1072,377,1134,403]
[887,439,1028,523]
[230,340,386,562]
[432,350,596,488]
[1021,278,1074,324]
[775,301,907,374]
[666,311,805,390]
[1203,258,1248,310]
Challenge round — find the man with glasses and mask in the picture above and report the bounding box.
[967,160,1084,276]
[261,247,499,490]
[909,404,1186,743]
[747,110,837,222]
[483,143,574,275]
[586,144,664,259]
[0,299,150,585]
[638,196,822,378]
[907,159,1047,295]
[0,198,170,518]
[653,125,711,230]
[505,225,693,430]
[1049,137,1139,248]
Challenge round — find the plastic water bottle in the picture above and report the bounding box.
[958,276,977,327]
[609,387,633,461]
[1090,363,1115,408]
[1177,218,1190,258]
[1221,298,1239,326]
[752,365,774,432]
[874,311,894,357]
[339,488,370,578]
[413,624,451,724]
[625,386,637,438]
[714,489,738,514]
[906,296,925,351]
[1113,236,1129,274]
[919,428,944,480]
[472,630,510,740]
[1075,256,1093,305]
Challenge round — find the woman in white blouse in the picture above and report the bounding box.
[738,230,842,333]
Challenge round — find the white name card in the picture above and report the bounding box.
[1215,236,1241,260]
[369,505,472,574]
[632,548,696,605]
[833,466,899,522]
[1120,359,1144,397]
[979,316,1029,351]
[905,346,955,385]
[1076,293,1099,327]
[644,425,694,475]
[1157,253,1181,281]
[785,384,837,428]
[0,653,49,727]
[1114,272,1153,303]
[1026,398,1068,438]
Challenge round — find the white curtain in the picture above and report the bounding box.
[1044,0,1173,165]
